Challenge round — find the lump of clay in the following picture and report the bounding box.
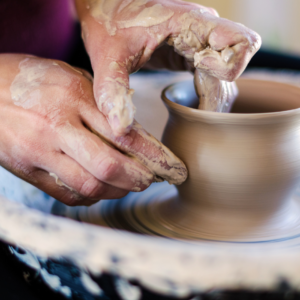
[194,69,238,113]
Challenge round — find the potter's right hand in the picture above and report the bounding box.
[0,54,187,206]
[75,0,261,137]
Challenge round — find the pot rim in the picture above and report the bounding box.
[161,78,300,124]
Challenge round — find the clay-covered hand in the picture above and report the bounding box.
[0,54,187,206]
[75,0,261,136]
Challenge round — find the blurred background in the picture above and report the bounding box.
[186,0,300,55]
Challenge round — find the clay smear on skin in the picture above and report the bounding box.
[167,10,240,112]
[10,58,89,191]
[98,51,146,133]
[88,0,174,36]
[88,119,187,185]
[116,121,188,185]
[49,173,74,192]
[98,77,136,130]
[10,58,73,110]
[10,58,48,109]
[167,10,215,63]
[109,62,124,74]
[57,122,154,190]
[167,9,243,77]
[124,161,153,190]
[10,58,92,162]
[194,69,238,113]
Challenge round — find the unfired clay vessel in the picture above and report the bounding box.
[95,78,300,242]
[145,78,300,241]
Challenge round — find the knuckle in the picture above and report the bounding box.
[97,156,118,182]
[117,134,135,151]
[44,108,63,126]
[79,176,106,199]
[24,111,50,135]
[116,125,144,154]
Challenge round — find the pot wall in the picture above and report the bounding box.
[162,80,300,214]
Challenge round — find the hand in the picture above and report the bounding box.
[0,54,187,206]
[75,0,261,136]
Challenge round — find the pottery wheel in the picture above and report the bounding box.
[51,73,300,244]
[52,181,300,244]
[4,72,300,294]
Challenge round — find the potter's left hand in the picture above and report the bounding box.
[75,0,261,136]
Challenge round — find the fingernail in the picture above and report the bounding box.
[109,115,132,137]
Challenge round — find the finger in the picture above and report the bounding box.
[89,33,137,137]
[29,168,128,207]
[80,107,188,185]
[56,120,154,192]
[80,16,144,137]
[78,0,159,137]
[167,8,261,81]
[194,69,238,112]
[93,59,136,137]
[194,18,261,81]
[38,152,129,204]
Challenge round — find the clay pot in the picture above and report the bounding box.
[59,78,300,243]
[155,79,300,241]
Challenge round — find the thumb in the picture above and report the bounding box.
[94,59,136,137]
[77,2,137,137]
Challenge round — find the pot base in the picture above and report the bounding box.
[65,182,300,243]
